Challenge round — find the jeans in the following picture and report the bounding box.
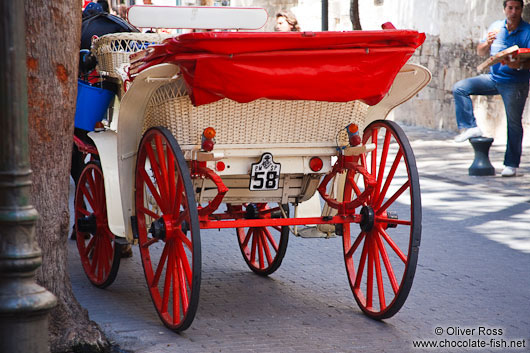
[453,74,529,168]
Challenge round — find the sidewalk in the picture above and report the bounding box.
[67,123,530,353]
[403,124,530,197]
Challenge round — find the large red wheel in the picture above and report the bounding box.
[135,127,201,332]
[236,203,289,276]
[342,120,421,319]
[75,161,121,288]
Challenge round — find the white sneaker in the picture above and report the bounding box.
[454,127,483,142]
[501,166,516,177]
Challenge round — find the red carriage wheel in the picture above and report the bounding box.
[236,203,289,276]
[135,127,201,332]
[75,161,121,288]
[342,120,421,319]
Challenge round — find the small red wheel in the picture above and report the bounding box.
[75,161,121,288]
[236,203,289,276]
[342,120,421,319]
[135,127,201,332]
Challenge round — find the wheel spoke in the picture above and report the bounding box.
[354,236,369,290]
[376,223,407,263]
[345,230,366,258]
[138,205,161,220]
[370,129,378,176]
[167,149,176,215]
[375,231,399,294]
[372,235,386,310]
[259,230,273,266]
[100,235,111,277]
[242,228,252,248]
[374,150,403,210]
[366,235,374,309]
[155,135,170,200]
[86,171,98,206]
[173,175,184,215]
[145,142,170,212]
[142,237,159,249]
[177,256,189,313]
[80,184,96,212]
[76,206,91,217]
[161,242,174,314]
[175,228,192,251]
[374,130,392,202]
[172,252,180,324]
[84,236,96,257]
[377,180,410,216]
[250,229,258,264]
[90,237,99,273]
[140,168,164,211]
[176,239,192,285]
[152,243,169,288]
[257,231,265,269]
[262,227,279,252]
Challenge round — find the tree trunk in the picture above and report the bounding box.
[350,0,362,30]
[25,1,109,352]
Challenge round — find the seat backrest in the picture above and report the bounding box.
[127,5,268,30]
[365,63,431,125]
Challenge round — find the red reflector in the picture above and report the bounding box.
[201,139,214,151]
[216,161,225,172]
[309,157,323,172]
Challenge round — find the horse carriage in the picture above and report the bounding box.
[73,6,431,332]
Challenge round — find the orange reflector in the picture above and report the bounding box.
[309,157,323,172]
[348,123,358,134]
[216,161,226,172]
[203,127,216,139]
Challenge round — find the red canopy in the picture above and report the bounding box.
[131,30,425,106]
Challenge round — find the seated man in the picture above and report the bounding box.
[452,0,530,177]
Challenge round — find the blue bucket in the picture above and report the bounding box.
[74,80,115,131]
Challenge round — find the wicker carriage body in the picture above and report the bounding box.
[142,78,368,204]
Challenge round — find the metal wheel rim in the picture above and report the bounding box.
[135,127,201,332]
[75,161,120,288]
[342,120,421,319]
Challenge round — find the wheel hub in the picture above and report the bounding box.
[149,217,167,240]
[359,205,375,232]
[245,203,259,219]
[149,215,186,241]
[77,214,97,234]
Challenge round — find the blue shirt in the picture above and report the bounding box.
[483,19,530,83]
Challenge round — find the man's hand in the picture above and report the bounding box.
[477,30,499,56]
[502,54,525,70]
[486,30,498,45]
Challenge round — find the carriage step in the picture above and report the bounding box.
[297,226,336,238]
[115,237,129,246]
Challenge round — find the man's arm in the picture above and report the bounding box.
[477,30,498,56]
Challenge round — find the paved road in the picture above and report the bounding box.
[68,125,530,353]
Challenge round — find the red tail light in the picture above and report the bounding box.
[309,157,323,172]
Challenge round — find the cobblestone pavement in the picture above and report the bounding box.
[68,124,530,353]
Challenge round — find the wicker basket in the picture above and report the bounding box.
[144,79,369,147]
[91,33,172,78]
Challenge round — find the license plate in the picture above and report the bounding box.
[249,153,281,191]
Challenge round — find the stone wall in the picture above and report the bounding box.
[262,0,530,144]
